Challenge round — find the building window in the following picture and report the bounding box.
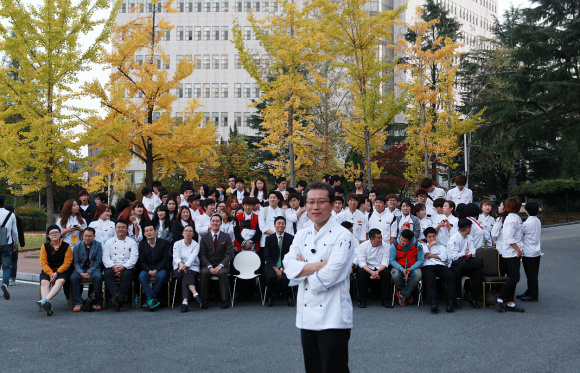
[221,54,228,69]
[136,55,144,66]
[244,0,250,11]
[253,83,260,98]
[203,55,210,69]
[221,26,229,40]
[194,83,201,97]
[273,1,278,11]
[121,2,126,13]
[234,54,241,69]
[185,83,192,98]
[204,0,211,12]
[234,112,242,127]
[213,0,219,11]
[212,84,219,98]
[222,0,228,11]
[204,112,210,126]
[203,26,211,40]
[136,0,144,13]
[177,0,184,11]
[213,26,220,40]
[194,55,202,68]
[164,30,170,41]
[164,57,170,69]
[154,55,161,69]
[186,26,193,40]
[243,112,251,127]
[212,55,220,69]
[194,0,201,11]
[194,26,201,41]
[221,112,228,127]
[243,83,251,98]
[254,1,260,11]
[176,84,183,98]
[177,26,184,41]
[212,112,219,126]
[203,83,210,98]
[235,0,242,11]
[234,83,241,98]
[128,0,135,12]
[187,0,193,11]
[244,26,251,40]
[263,0,268,12]
[221,83,228,97]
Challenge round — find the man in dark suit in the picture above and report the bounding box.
[264,216,294,307]
[137,222,170,310]
[70,227,103,311]
[199,214,235,309]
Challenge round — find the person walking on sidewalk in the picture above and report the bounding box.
[0,195,18,300]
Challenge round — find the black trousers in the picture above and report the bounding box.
[265,267,289,299]
[356,267,391,302]
[498,257,521,302]
[422,264,456,303]
[301,329,350,373]
[173,269,199,300]
[103,268,134,301]
[200,266,230,301]
[451,265,482,300]
[522,256,540,299]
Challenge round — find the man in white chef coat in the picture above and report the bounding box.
[284,182,355,373]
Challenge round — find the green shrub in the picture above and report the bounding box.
[16,204,47,231]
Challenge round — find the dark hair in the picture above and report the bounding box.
[369,189,379,196]
[211,214,223,222]
[413,203,426,215]
[141,187,152,196]
[182,182,194,193]
[340,221,353,229]
[94,203,111,219]
[458,218,472,231]
[305,182,336,204]
[46,224,61,240]
[267,191,284,208]
[0,195,6,207]
[5,205,13,212]
[504,197,522,214]
[334,185,345,195]
[433,198,446,209]
[322,174,332,183]
[400,199,413,209]
[274,216,286,224]
[346,193,360,204]
[242,196,255,205]
[288,193,301,203]
[115,198,132,220]
[202,199,215,210]
[465,203,480,219]
[415,188,429,196]
[235,177,244,184]
[82,227,96,236]
[335,196,344,204]
[159,189,170,199]
[60,200,85,228]
[354,177,363,182]
[525,201,539,216]
[177,205,194,223]
[401,229,414,241]
[455,175,467,187]
[96,192,108,203]
[456,203,467,219]
[228,174,236,180]
[187,194,200,203]
[78,190,90,198]
[152,180,162,188]
[250,177,268,199]
[276,176,286,184]
[297,180,307,188]
[124,191,137,202]
[444,200,457,216]
[331,175,340,183]
[368,228,382,239]
[152,205,172,230]
[199,184,209,197]
[116,219,129,228]
[142,221,156,231]
[423,227,437,236]
[420,178,434,189]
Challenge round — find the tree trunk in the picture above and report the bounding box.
[145,142,154,188]
[45,167,55,227]
[421,103,429,177]
[288,106,295,187]
[364,129,372,190]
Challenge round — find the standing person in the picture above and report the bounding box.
[118,207,142,243]
[331,196,344,216]
[226,175,237,195]
[151,205,173,243]
[519,201,542,302]
[478,199,496,236]
[232,177,250,205]
[368,195,397,246]
[132,201,151,233]
[494,198,525,313]
[285,193,310,235]
[386,194,401,218]
[94,192,107,208]
[173,225,202,312]
[420,178,446,208]
[350,177,368,196]
[368,189,379,206]
[199,184,210,201]
[258,191,285,249]
[142,187,161,220]
[395,199,421,240]
[250,177,268,206]
[465,203,491,248]
[5,205,24,286]
[219,209,235,243]
[89,204,116,244]
[137,222,170,310]
[70,227,103,312]
[166,198,179,221]
[37,225,73,315]
[0,196,18,299]
[413,203,433,242]
[78,190,96,225]
[336,194,368,244]
[102,220,139,312]
[284,182,355,373]
[181,183,195,207]
[446,175,473,205]
[275,176,289,200]
[56,200,87,246]
[415,188,437,219]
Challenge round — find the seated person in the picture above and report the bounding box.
[421,227,456,313]
[390,229,424,306]
[137,222,170,310]
[37,225,73,316]
[355,229,392,309]
[264,216,294,307]
[199,215,235,309]
[447,218,483,309]
[71,227,103,312]
[233,197,262,253]
[103,219,139,312]
[173,225,202,312]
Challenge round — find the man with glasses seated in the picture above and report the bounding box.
[137,222,170,311]
[70,227,103,312]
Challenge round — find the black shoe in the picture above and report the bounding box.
[431,301,439,314]
[381,300,393,309]
[266,298,273,307]
[495,301,504,313]
[516,291,529,300]
[149,298,160,310]
[520,296,538,302]
[44,301,53,316]
[471,300,482,309]
[454,298,462,309]
[201,300,208,309]
[221,301,230,309]
[193,294,202,304]
[287,297,295,307]
[112,294,121,311]
[446,301,454,313]
[358,301,367,308]
[181,303,189,313]
[505,304,525,313]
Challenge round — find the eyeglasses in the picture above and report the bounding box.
[306,200,331,207]
[48,232,60,236]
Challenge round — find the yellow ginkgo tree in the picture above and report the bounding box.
[84,0,217,190]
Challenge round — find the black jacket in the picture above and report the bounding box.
[264,232,293,270]
[79,203,97,225]
[138,238,170,272]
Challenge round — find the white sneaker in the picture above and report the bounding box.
[1,284,10,300]
[9,279,16,286]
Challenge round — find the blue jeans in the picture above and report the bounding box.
[0,245,11,286]
[139,269,168,300]
[391,268,422,298]
[70,270,103,306]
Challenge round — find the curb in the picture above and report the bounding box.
[543,221,580,228]
[0,271,39,282]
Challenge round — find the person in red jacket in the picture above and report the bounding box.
[233,197,262,253]
[389,229,425,306]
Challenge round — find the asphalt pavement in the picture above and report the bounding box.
[0,224,579,372]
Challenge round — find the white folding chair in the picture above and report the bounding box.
[231,251,263,307]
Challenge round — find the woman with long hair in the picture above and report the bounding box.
[219,208,235,243]
[166,197,179,221]
[173,225,202,312]
[152,205,173,242]
[225,195,240,212]
[56,200,86,245]
[250,177,268,206]
[199,184,210,201]
[172,206,198,244]
[132,201,151,232]
[118,207,142,243]
[89,204,116,244]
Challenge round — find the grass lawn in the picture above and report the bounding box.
[24,232,47,250]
